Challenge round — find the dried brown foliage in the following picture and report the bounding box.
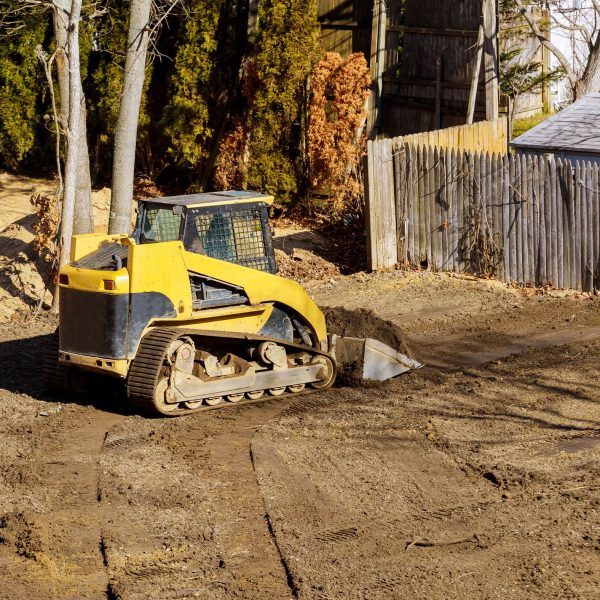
[213,118,249,190]
[30,193,58,265]
[307,52,371,219]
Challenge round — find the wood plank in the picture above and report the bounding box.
[526,155,535,285]
[457,150,466,272]
[586,162,594,292]
[387,25,479,37]
[491,153,502,279]
[424,146,434,268]
[508,154,518,283]
[515,154,524,284]
[537,156,547,286]
[520,154,530,285]
[406,144,415,264]
[479,151,488,276]
[441,148,449,268]
[501,154,511,283]
[430,147,441,269]
[365,140,376,269]
[448,148,458,270]
[473,150,482,274]
[574,161,583,290]
[418,145,427,265]
[543,157,553,286]
[394,142,407,264]
[581,162,589,291]
[565,161,576,290]
[549,156,560,287]
[559,161,571,289]
[592,164,600,291]
[555,159,564,288]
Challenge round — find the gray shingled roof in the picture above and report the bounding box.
[510,93,600,154]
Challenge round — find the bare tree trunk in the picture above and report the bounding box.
[577,35,600,96]
[109,0,152,234]
[513,0,578,93]
[52,0,94,235]
[59,0,83,270]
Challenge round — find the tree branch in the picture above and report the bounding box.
[513,0,578,89]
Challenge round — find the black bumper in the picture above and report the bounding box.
[59,288,176,359]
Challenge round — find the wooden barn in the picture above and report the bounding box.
[318,0,500,138]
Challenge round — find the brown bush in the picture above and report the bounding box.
[307,52,371,220]
[30,193,58,265]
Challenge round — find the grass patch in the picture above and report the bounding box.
[512,112,551,138]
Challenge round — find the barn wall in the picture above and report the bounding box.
[318,0,498,138]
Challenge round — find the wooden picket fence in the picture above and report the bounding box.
[393,116,509,155]
[366,140,600,293]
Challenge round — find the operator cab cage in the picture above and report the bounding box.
[134,191,277,274]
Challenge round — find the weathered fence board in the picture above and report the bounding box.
[367,140,600,292]
[394,117,509,155]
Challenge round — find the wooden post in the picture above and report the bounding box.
[467,25,484,125]
[483,0,499,121]
[368,0,387,139]
[434,56,443,129]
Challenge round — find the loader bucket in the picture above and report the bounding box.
[328,335,423,381]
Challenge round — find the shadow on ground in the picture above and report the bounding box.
[0,332,134,416]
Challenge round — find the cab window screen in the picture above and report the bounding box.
[185,206,273,272]
[141,207,182,243]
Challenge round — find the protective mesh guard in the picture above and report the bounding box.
[142,207,182,242]
[185,205,275,273]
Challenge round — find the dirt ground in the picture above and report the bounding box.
[1,270,600,599]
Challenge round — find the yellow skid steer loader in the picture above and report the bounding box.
[44,191,421,416]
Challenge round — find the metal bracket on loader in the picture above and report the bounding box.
[328,335,423,381]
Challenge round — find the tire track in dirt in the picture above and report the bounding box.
[0,404,124,599]
[96,399,302,599]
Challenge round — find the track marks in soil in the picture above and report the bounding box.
[0,406,123,600]
[94,402,298,599]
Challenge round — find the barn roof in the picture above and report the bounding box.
[510,93,600,155]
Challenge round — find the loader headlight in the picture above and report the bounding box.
[103,280,117,291]
[58,274,69,285]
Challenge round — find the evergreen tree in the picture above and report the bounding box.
[245,0,320,202]
[0,12,50,169]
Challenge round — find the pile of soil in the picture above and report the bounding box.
[322,306,412,356]
[275,248,340,283]
[321,306,413,386]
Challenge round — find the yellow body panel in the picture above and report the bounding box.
[61,263,129,294]
[70,233,130,262]
[59,236,328,375]
[58,352,130,377]
[65,239,327,345]
[182,249,327,346]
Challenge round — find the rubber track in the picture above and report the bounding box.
[125,327,336,417]
[126,328,181,415]
[42,329,71,393]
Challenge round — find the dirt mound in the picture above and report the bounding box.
[0,511,50,562]
[322,306,413,386]
[322,306,412,356]
[275,248,340,283]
